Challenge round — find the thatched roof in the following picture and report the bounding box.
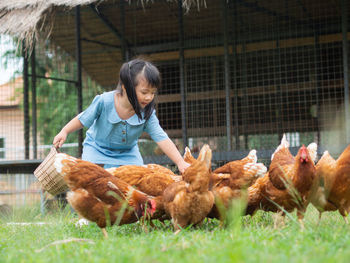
[0,0,206,87]
[0,1,95,45]
[0,0,203,45]
[0,0,209,87]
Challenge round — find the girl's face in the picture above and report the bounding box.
[135,77,157,109]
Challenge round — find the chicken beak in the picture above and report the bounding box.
[145,199,157,217]
[137,204,144,218]
[140,200,156,218]
[300,156,308,163]
[150,199,157,215]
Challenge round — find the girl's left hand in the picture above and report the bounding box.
[177,160,191,174]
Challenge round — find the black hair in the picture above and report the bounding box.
[117,58,161,120]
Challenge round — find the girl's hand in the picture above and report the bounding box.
[177,160,191,174]
[53,130,68,148]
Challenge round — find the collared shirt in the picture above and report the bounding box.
[78,90,168,166]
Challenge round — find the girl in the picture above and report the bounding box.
[53,58,190,173]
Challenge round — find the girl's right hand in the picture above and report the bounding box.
[53,130,68,148]
[177,160,191,174]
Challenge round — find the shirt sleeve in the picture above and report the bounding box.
[78,94,103,128]
[144,110,169,142]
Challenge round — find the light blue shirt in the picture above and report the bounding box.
[78,90,168,167]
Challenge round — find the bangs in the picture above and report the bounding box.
[143,63,161,89]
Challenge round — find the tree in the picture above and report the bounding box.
[1,35,102,156]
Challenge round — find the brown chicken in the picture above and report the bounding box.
[311,145,350,223]
[213,149,267,190]
[145,163,177,177]
[209,150,267,220]
[246,135,317,228]
[163,144,214,232]
[106,165,175,197]
[184,147,231,187]
[54,153,157,238]
[106,164,179,222]
[146,164,183,182]
[184,147,267,220]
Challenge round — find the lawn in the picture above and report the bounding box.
[1,204,349,263]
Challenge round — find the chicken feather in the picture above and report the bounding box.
[54,153,157,237]
[106,165,176,197]
[246,137,317,227]
[311,145,350,223]
[163,144,214,231]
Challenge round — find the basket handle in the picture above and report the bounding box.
[53,145,61,153]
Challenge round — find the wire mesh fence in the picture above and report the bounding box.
[0,0,349,208]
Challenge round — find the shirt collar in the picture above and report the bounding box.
[106,90,146,125]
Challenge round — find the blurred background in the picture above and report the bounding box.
[0,0,349,211]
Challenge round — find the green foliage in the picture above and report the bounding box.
[1,35,102,149]
[33,44,102,146]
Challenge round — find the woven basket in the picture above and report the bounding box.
[34,146,69,196]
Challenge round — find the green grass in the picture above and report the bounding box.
[1,204,349,263]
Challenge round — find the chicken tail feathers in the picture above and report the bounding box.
[197,144,212,169]
[307,142,318,163]
[184,146,196,164]
[54,153,78,175]
[246,149,258,163]
[243,162,267,178]
[271,134,290,160]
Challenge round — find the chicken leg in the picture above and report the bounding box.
[297,210,305,230]
[339,209,349,224]
[102,228,108,238]
[273,211,285,229]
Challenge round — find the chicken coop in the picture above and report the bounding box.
[0,0,349,208]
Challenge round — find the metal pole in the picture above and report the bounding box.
[75,6,83,157]
[231,1,240,149]
[120,0,129,61]
[178,0,188,148]
[241,43,248,149]
[40,190,45,215]
[222,0,232,151]
[341,0,350,144]
[22,42,30,159]
[313,32,321,146]
[27,74,78,84]
[30,44,37,159]
[276,36,283,142]
[274,2,284,143]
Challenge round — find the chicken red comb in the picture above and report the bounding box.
[300,145,308,163]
